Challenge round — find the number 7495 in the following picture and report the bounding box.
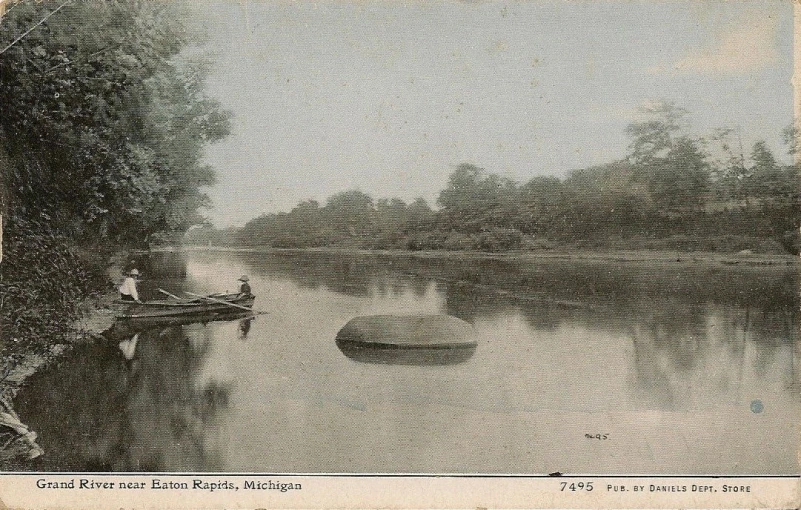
[560,481,593,491]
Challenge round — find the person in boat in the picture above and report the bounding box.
[119,269,142,303]
[238,275,252,297]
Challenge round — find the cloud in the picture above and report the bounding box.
[653,14,779,74]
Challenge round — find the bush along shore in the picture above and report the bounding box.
[0,215,119,466]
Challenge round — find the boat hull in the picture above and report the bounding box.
[115,294,255,320]
[107,309,254,339]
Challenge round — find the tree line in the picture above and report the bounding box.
[195,102,798,254]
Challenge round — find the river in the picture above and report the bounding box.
[15,249,800,474]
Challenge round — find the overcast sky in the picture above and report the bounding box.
[185,0,794,227]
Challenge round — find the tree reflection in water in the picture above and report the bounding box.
[16,324,231,472]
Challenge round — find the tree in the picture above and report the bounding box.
[437,163,519,232]
[647,137,710,213]
[625,101,689,165]
[747,141,788,202]
[782,124,799,157]
[324,190,375,239]
[624,104,710,215]
[518,176,562,234]
[704,127,749,201]
[404,198,435,232]
[0,0,230,245]
[559,161,652,239]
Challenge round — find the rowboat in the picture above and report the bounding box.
[114,293,255,320]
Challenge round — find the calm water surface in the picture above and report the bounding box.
[18,250,800,474]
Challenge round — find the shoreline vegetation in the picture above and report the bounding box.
[188,151,799,259]
[0,2,229,464]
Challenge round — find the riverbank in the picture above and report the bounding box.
[0,247,122,467]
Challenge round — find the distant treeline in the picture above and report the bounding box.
[190,103,799,254]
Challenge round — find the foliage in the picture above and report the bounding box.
[0,1,229,374]
[0,0,230,245]
[438,163,519,232]
[203,100,796,255]
[625,101,688,165]
[0,214,105,364]
[645,137,710,212]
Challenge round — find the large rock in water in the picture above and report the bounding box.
[335,315,477,365]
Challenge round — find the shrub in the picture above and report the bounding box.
[0,214,105,365]
[443,231,475,251]
[475,228,524,252]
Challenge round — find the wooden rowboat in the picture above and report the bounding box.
[114,293,255,320]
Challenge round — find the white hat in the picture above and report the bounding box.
[129,269,140,276]
[238,275,249,282]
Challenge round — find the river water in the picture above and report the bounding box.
[16,249,800,474]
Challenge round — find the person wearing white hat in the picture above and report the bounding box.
[238,275,252,296]
[119,269,142,303]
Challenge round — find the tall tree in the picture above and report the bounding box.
[438,163,518,232]
[647,137,710,213]
[324,190,374,239]
[748,141,792,204]
[625,101,688,165]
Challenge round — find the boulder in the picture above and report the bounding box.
[335,314,476,348]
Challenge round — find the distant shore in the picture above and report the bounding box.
[177,244,799,269]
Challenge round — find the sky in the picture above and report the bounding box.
[183,0,795,227]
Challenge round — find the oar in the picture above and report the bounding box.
[158,288,185,300]
[183,291,258,313]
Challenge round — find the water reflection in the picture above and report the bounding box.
[18,323,233,471]
[336,339,477,366]
[118,333,139,361]
[14,250,801,474]
[106,310,255,339]
[239,317,254,339]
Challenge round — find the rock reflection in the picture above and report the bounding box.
[336,339,477,366]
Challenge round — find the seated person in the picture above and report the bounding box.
[119,269,142,303]
[238,275,252,296]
